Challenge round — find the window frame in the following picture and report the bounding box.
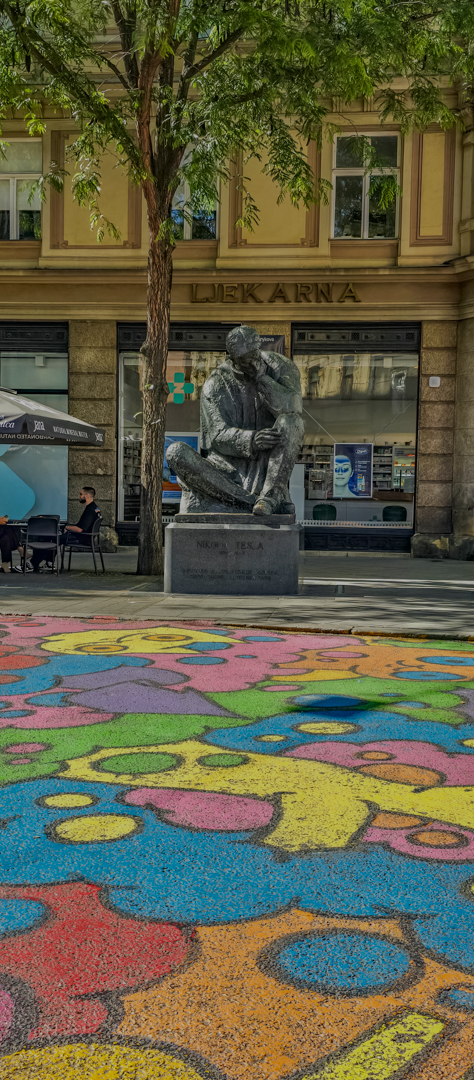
[0,137,42,241]
[331,132,400,241]
[171,160,218,241]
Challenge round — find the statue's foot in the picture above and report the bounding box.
[278,500,296,515]
[253,498,274,516]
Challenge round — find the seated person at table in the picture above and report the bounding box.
[0,516,33,573]
[31,487,101,570]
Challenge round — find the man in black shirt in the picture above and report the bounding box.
[31,487,101,570]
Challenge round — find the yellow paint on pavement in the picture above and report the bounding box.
[41,626,237,655]
[42,794,94,808]
[296,722,357,735]
[52,814,139,844]
[304,1012,445,1079]
[273,669,358,682]
[61,740,474,853]
[0,1043,204,1079]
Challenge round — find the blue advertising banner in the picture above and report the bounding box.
[333,443,373,499]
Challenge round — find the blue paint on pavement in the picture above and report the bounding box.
[204,708,474,755]
[0,779,474,978]
[0,656,149,697]
[274,931,412,993]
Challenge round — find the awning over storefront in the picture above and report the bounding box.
[0,389,105,445]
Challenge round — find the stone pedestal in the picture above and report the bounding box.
[164,515,300,595]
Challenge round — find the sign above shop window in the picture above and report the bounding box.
[190,282,361,304]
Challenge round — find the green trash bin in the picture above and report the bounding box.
[382,505,407,522]
[312,504,337,521]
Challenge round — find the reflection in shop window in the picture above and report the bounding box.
[293,350,418,527]
[0,350,68,518]
[118,349,226,520]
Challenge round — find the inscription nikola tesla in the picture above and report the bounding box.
[196,541,264,550]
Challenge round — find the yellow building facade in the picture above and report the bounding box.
[1,100,474,556]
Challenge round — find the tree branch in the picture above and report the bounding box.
[182,26,244,84]
[109,1,140,88]
[176,30,199,108]
[96,50,131,92]
[2,2,139,163]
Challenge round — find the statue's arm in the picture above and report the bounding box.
[212,424,255,458]
[202,387,255,458]
[257,352,302,417]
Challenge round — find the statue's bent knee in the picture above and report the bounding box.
[166,441,197,472]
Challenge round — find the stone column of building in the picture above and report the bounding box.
[413,321,457,557]
[452,317,474,555]
[67,321,117,527]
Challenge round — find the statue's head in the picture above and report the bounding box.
[226,326,261,367]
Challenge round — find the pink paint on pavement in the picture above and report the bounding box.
[124,788,274,831]
[287,739,474,786]
[0,989,14,1043]
[0,706,114,730]
[1,618,362,693]
[318,650,365,658]
[263,685,299,692]
[364,821,474,861]
[288,741,374,766]
[127,633,359,693]
[4,743,46,753]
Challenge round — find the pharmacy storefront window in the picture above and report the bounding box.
[292,323,420,528]
[0,328,69,519]
[117,325,237,522]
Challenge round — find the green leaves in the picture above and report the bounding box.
[0,0,473,234]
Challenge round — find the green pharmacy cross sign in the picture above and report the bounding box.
[168,373,194,404]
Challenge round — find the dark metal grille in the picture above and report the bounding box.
[292,322,420,354]
[0,322,68,352]
[118,322,240,352]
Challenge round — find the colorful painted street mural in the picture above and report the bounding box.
[2,619,474,1076]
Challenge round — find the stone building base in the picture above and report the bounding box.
[411,533,474,560]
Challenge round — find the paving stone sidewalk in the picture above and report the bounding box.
[2,550,474,637]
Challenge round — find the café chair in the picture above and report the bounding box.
[61,516,105,575]
[25,516,61,575]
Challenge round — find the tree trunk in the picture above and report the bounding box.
[137,219,173,576]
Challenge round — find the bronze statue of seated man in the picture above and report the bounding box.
[166,325,304,517]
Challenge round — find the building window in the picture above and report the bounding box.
[0,140,42,241]
[332,135,399,239]
[171,149,217,240]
